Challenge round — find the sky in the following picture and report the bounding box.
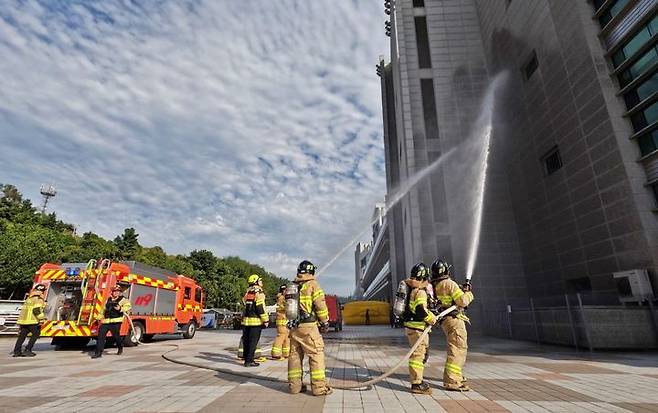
[0,0,389,296]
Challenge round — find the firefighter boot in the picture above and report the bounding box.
[23,350,36,357]
[91,353,102,359]
[411,381,432,395]
[117,348,123,355]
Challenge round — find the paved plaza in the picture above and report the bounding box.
[1,326,658,413]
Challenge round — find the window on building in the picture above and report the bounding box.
[542,146,562,175]
[611,15,658,68]
[619,46,658,88]
[624,70,658,108]
[598,0,630,28]
[652,183,658,206]
[593,0,607,12]
[638,129,658,156]
[421,79,439,140]
[523,50,538,80]
[414,17,432,69]
[631,100,658,130]
[413,0,424,7]
[566,277,592,293]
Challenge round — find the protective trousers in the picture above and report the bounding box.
[13,324,41,355]
[95,323,122,355]
[288,323,329,395]
[441,317,468,388]
[405,328,429,384]
[272,325,290,358]
[242,325,262,363]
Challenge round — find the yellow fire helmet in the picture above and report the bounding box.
[248,274,261,285]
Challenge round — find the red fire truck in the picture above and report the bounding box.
[33,259,203,347]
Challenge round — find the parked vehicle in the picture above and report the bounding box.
[325,294,343,332]
[201,308,233,329]
[0,300,23,335]
[32,259,204,347]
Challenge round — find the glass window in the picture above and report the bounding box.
[631,100,658,130]
[542,147,562,175]
[638,129,658,156]
[624,70,658,108]
[421,79,439,140]
[415,17,431,69]
[612,27,651,68]
[593,0,606,11]
[523,50,539,80]
[413,0,424,7]
[652,183,658,206]
[619,46,658,87]
[195,287,202,302]
[599,0,630,28]
[184,287,191,299]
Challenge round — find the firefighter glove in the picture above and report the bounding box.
[319,322,329,334]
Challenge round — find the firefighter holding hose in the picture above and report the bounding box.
[271,284,290,360]
[92,286,131,359]
[287,260,332,396]
[430,259,474,392]
[403,263,437,395]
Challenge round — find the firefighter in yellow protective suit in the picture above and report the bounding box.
[288,260,332,396]
[271,284,290,360]
[241,274,269,367]
[92,286,132,358]
[12,284,47,357]
[403,263,437,395]
[430,259,474,392]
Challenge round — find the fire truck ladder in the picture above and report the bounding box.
[77,259,110,325]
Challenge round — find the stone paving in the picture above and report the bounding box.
[1,326,658,412]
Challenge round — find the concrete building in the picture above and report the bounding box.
[377,0,658,327]
[354,242,370,299]
[355,204,392,301]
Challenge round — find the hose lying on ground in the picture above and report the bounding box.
[124,306,457,390]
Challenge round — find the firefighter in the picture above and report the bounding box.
[92,286,132,359]
[288,260,332,396]
[241,274,269,367]
[403,263,437,395]
[430,259,475,392]
[12,284,47,357]
[271,284,290,360]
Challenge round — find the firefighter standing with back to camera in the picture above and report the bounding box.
[287,260,332,396]
[402,263,437,395]
[430,259,475,392]
[271,284,290,360]
[92,286,132,359]
[241,274,269,367]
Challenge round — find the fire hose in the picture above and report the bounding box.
[124,305,457,390]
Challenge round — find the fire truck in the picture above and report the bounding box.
[33,259,203,347]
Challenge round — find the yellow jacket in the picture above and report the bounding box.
[275,293,288,326]
[242,286,268,326]
[403,278,436,330]
[294,273,329,324]
[433,276,474,321]
[17,293,46,325]
[100,297,131,324]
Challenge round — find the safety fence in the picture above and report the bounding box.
[471,293,658,350]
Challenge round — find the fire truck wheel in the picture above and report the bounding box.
[124,321,144,347]
[182,320,197,339]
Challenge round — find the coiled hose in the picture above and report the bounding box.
[124,305,456,390]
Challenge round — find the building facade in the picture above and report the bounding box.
[355,204,392,301]
[378,0,658,317]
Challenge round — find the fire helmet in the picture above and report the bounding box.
[33,284,47,292]
[410,263,429,280]
[279,284,287,294]
[248,274,261,285]
[297,260,316,275]
[430,259,452,280]
[111,286,123,293]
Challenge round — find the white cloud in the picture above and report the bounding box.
[0,0,388,295]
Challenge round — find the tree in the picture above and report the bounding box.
[114,228,139,260]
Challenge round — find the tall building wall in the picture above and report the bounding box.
[383,0,529,310]
[379,0,658,309]
[474,0,658,296]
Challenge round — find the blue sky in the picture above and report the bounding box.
[0,0,388,296]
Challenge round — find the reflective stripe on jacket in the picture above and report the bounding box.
[403,279,436,330]
[17,294,46,325]
[294,274,329,324]
[101,297,131,324]
[242,286,268,326]
[275,293,288,326]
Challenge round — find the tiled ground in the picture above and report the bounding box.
[1,326,657,412]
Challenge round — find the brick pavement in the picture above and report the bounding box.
[1,326,657,412]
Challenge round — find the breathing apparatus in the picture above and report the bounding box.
[284,260,319,329]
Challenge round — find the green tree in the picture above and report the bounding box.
[114,227,139,260]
